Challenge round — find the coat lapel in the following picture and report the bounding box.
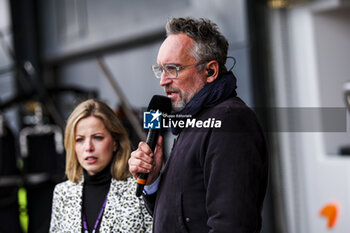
[99,179,129,231]
[66,179,83,232]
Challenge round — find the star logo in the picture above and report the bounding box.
[143,110,162,129]
[150,110,162,122]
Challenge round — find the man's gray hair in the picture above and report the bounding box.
[165,17,229,74]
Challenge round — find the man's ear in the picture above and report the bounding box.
[206,60,219,83]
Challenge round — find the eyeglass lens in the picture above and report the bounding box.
[152,64,178,79]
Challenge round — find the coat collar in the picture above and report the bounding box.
[69,177,133,232]
[68,179,84,232]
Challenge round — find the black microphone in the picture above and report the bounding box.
[136,95,171,197]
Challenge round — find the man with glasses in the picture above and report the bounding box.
[129,17,268,233]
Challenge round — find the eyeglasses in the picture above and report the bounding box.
[151,63,198,79]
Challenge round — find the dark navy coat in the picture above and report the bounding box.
[144,96,268,233]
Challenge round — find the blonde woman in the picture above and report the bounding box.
[50,99,152,233]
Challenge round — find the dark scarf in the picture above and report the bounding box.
[171,71,237,135]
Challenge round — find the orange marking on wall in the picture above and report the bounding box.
[319,203,339,229]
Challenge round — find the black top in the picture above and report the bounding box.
[82,164,112,233]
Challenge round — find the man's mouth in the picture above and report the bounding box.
[166,90,178,99]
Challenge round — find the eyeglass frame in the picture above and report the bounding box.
[151,63,203,79]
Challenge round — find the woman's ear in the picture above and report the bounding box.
[206,60,219,83]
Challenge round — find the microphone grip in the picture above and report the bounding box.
[136,173,147,197]
[136,130,159,197]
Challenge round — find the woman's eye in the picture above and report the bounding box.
[94,136,104,140]
[75,138,84,142]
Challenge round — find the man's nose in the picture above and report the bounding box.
[159,72,173,86]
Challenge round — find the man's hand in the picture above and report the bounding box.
[129,136,163,185]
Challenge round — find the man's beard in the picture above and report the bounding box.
[171,98,186,113]
[166,79,206,113]
[171,88,199,113]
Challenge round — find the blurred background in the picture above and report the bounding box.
[0,0,349,232]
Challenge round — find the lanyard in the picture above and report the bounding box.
[82,195,108,233]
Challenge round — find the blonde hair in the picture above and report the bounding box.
[64,99,131,183]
